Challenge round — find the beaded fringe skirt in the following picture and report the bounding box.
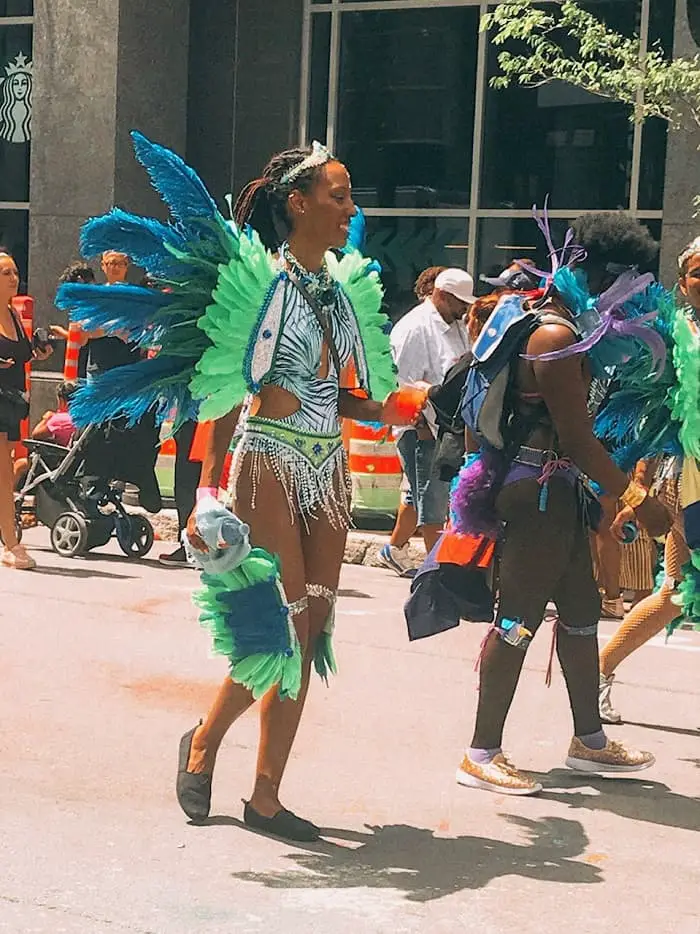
[230,416,352,531]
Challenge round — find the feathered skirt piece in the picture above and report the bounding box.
[230,416,352,532]
[193,547,304,701]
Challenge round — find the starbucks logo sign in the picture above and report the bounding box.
[0,52,32,144]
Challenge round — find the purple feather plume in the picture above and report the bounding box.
[597,270,655,316]
[451,452,502,539]
[529,199,587,279]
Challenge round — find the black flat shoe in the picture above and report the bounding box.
[243,800,320,842]
[176,723,212,822]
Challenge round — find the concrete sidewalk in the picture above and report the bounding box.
[2,530,699,934]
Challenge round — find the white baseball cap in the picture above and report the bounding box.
[434,268,476,305]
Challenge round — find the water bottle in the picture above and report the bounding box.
[621,520,639,544]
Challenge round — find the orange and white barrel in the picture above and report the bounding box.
[63,322,83,380]
[346,421,402,516]
[156,422,177,499]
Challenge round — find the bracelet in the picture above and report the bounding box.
[196,486,218,502]
[620,480,648,510]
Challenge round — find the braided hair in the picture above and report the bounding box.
[233,147,327,251]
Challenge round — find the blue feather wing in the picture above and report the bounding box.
[56,282,175,344]
[343,207,367,253]
[80,209,186,278]
[131,131,220,225]
[69,356,197,429]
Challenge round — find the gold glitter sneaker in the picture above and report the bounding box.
[456,753,542,796]
[565,736,654,773]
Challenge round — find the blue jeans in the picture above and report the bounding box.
[397,431,450,528]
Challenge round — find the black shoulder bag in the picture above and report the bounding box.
[0,310,30,423]
[287,270,343,377]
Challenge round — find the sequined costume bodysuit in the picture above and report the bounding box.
[231,247,360,528]
[269,278,356,433]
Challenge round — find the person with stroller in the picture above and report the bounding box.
[13,379,78,495]
[0,248,53,569]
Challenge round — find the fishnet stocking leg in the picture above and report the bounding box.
[600,505,688,677]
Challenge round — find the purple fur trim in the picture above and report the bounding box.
[451,453,502,538]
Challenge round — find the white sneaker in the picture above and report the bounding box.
[599,672,622,724]
[377,543,414,577]
[456,753,542,795]
[2,544,36,570]
[565,736,654,773]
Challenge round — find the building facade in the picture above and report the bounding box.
[1,0,697,353]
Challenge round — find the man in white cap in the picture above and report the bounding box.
[379,268,475,572]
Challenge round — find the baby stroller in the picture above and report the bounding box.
[14,423,155,559]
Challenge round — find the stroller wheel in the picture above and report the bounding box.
[117,514,155,559]
[51,512,89,558]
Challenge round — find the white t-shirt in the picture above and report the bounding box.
[390,297,470,436]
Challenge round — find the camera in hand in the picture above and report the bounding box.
[32,327,60,353]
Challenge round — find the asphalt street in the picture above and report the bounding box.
[1,527,698,934]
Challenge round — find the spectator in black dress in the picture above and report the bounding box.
[0,248,52,569]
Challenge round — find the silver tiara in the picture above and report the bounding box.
[678,236,700,271]
[280,141,333,185]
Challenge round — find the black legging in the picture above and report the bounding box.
[471,476,602,749]
[174,420,202,536]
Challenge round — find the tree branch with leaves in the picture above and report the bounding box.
[481,0,700,132]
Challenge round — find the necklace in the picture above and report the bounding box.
[281,243,338,324]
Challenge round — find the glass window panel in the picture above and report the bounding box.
[638,118,667,211]
[649,0,676,50]
[0,24,32,201]
[0,209,28,285]
[475,216,570,289]
[337,8,479,209]
[0,1,32,15]
[365,214,469,322]
[476,215,662,292]
[308,13,331,143]
[481,1,639,211]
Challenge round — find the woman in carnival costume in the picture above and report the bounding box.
[450,211,671,795]
[56,135,417,841]
[596,235,700,723]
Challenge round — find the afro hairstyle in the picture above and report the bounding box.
[571,213,659,273]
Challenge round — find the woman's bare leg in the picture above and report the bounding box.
[187,455,307,787]
[389,500,417,549]
[186,679,256,774]
[251,502,347,816]
[0,436,18,549]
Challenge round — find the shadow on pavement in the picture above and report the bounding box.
[29,545,164,571]
[30,566,135,581]
[226,815,601,901]
[534,769,700,833]
[337,588,373,599]
[621,720,700,738]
